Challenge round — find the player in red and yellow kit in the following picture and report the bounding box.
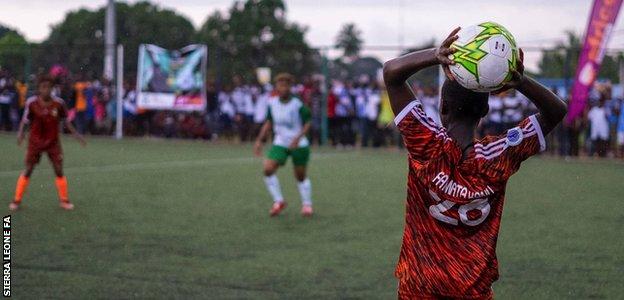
[9,76,86,211]
[383,28,567,299]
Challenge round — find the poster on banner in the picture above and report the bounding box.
[137,44,207,111]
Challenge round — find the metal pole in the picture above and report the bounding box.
[320,49,329,146]
[115,44,123,140]
[104,0,116,80]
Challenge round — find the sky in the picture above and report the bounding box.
[1,0,624,72]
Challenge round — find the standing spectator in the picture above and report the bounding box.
[231,75,254,142]
[485,93,504,135]
[327,85,338,146]
[353,80,368,147]
[334,83,355,148]
[73,75,89,134]
[0,74,15,131]
[218,84,235,138]
[616,97,624,158]
[363,83,381,147]
[376,86,397,148]
[205,80,219,139]
[501,90,523,131]
[15,79,29,125]
[587,97,610,157]
[253,84,271,139]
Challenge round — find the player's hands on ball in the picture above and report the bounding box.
[493,48,526,94]
[436,26,460,81]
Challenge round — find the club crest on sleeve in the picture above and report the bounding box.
[506,127,523,146]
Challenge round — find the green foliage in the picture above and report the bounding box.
[0,31,29,78]
[36,1,195,78]
[335,23,363,58]
[196,0,315,83]
[0,24,19,39]
[538,31,621,83]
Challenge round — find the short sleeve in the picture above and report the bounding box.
[299,105,311,123]
[476,114,546,179]
[394,99,447,163]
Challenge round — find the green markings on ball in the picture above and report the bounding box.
[451,22,517,85]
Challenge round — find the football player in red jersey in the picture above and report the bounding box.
[9,76,86,211]
[383,27,567,299]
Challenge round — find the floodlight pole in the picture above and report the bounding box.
[320,48,329,146]
[104,0,116,80]
[115,44,124,140]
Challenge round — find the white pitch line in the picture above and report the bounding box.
[0,153,341,178]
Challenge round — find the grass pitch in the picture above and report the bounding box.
[1,134,623,299]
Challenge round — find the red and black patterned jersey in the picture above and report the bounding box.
[23,96,67,148]
[394,99,545,297]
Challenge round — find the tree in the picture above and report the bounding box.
[335,23,363,59]
[538,31,620,83]
[37,1,195,78]
[0,31,29,79]
[0,24,18,39]
[196,0,315,83]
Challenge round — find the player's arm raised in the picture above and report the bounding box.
[496,49,567,134]
[383,27,460,115]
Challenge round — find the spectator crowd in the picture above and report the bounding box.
[1,69,624,159]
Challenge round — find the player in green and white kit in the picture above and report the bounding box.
[254,73,313,217]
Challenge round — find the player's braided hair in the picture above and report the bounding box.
[441,79,489,120]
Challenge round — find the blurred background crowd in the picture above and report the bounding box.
[2,0,624,158]
[2,69,624,158]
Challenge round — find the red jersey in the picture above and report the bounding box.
[23,96,67,148]
[394,100,545,297]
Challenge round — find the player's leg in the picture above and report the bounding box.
[10,163,35,211]
[48,145,74,210]
[264,145,288,216]
[10,147,40,210]
[292,147,312,217]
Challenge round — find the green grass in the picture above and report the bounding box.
[1,133,623,299]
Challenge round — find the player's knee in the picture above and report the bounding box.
[52,164,64,177]
[263,165,276,176]
[294,169,306,181]
[23,165,35,177]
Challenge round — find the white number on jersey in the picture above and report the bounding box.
[428,190,491,226]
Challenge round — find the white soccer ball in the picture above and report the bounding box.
[448,22,518,92]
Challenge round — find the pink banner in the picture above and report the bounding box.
[566,0,623,125]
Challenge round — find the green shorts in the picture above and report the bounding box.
[267,145,310,166]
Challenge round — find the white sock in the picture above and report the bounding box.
[264,175,283,203]
[297,178,312,206]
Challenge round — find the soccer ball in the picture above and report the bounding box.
[448,22,518,92]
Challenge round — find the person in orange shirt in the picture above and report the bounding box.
[73,75,89,133]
